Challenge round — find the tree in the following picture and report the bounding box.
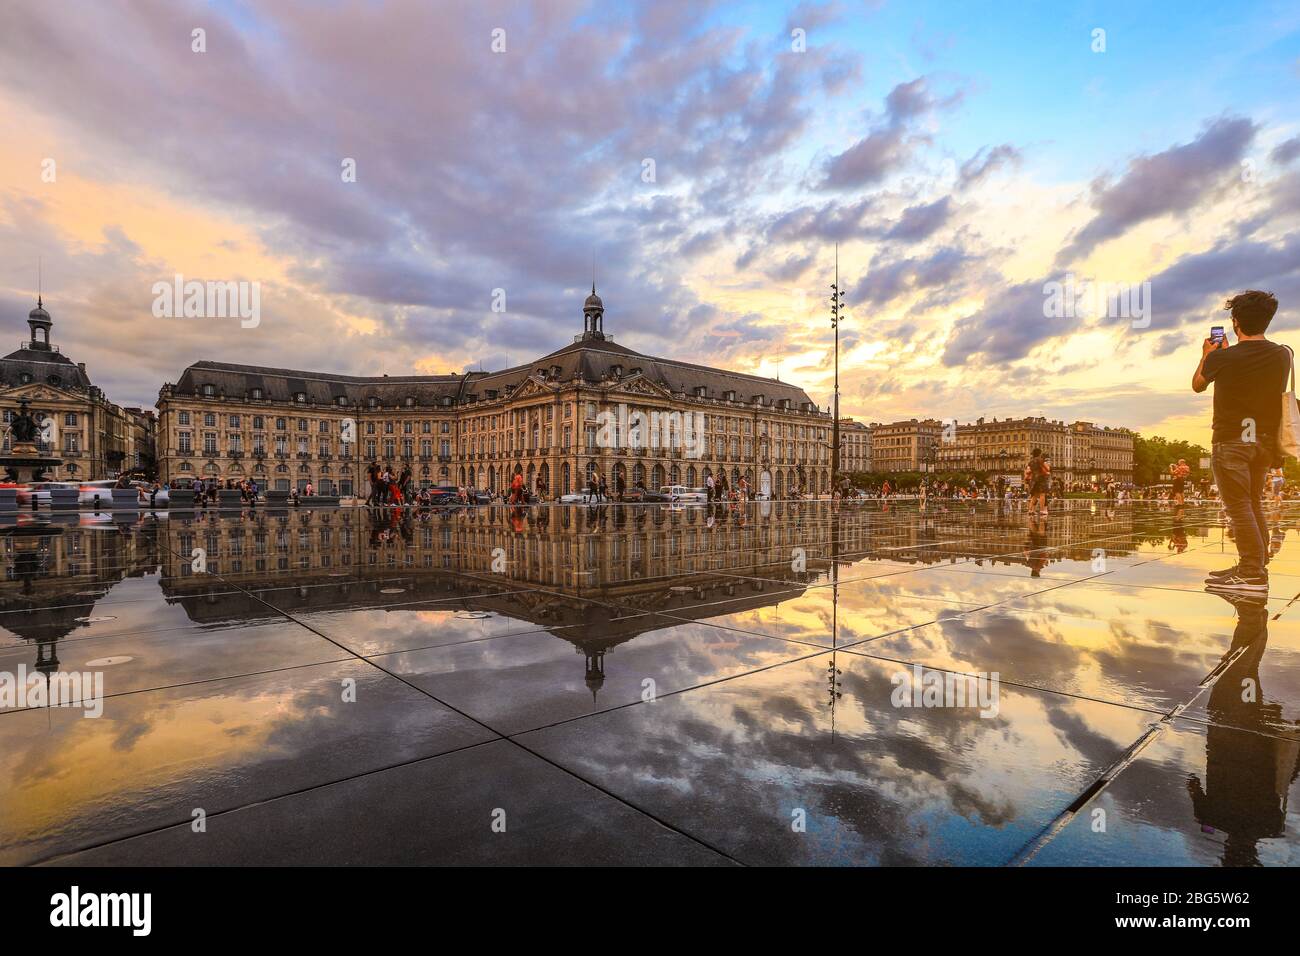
[1132,433,1209,486]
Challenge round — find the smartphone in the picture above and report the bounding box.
[1210,325,1226,345]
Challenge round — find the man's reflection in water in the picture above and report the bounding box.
[1170,509,1188,552]
[1189,593,1300,866]
[1024,514,1048,578]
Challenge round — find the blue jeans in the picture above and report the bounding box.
[1212,440,1272,576]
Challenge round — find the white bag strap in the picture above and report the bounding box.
[1287,344,1297,393]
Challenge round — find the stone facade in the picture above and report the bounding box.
[870,419,944,473]
[156,290,834,497]
[1,299,156,480]
[838,419,872,473]
[933,415,1134,483]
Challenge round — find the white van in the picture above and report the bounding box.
[661,485,706,503]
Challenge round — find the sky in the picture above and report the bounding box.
[1,0,1299,445]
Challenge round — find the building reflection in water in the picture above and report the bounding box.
[7,500,1270,864]
[3,502,1203,688]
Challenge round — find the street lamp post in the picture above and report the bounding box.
[830,245,845,486]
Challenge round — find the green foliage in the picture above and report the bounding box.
[1131,434,1209,486]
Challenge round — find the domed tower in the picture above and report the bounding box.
[27,296,52,351]
[582,283,604,340]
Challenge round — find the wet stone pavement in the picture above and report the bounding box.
[1,499,1297,866]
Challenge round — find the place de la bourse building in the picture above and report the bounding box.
[156,290,833,498]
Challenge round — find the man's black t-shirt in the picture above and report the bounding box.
[1201,339,1291,444]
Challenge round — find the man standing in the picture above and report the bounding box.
[1171,459,1190,505]
[1193,291,1289,593]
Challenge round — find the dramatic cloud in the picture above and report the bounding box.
[819,77,960,189]
[1057,117,1258,264]
[1271,136,1300,165]
[941,280,1069,367]
[885,196,956,243]
[0,0,1295,448]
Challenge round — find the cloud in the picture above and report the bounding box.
[857,245,974,309]
[818,77,960,189]
[1057,116,1258,264]
[940,280,1070,366]
[1272,135,1300,166]
[0,0,874,388]
[957,144,1022,190]
[885,195,956,243]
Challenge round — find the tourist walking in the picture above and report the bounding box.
[1025,448,1049,515]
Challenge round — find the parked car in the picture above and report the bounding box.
[626,489,670,504]
[661,485,706,503]
[421,485,465,505]
[78,479,120,507]
[16,481,78,506]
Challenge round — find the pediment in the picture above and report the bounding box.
[608,374,674,400]
[2,384,71,402]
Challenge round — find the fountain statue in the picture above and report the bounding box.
[2,400,63,484]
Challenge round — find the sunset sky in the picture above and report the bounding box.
[2,0,1299,446]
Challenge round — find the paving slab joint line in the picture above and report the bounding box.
[1009,640,1258,867]
[198,561,749,867]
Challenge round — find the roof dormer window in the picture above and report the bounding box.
[250,387,264,400]
[405,396,415,407]
[336,396,348,406]
[294,392,307,403]
[201,384,216,397]
[19,372,32,384]
[367,397,378,408]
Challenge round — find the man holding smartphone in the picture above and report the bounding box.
[1192,290,1289,592]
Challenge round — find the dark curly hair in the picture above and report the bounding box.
[1224,290,1278,335]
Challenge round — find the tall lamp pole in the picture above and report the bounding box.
[830,244,845,485]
